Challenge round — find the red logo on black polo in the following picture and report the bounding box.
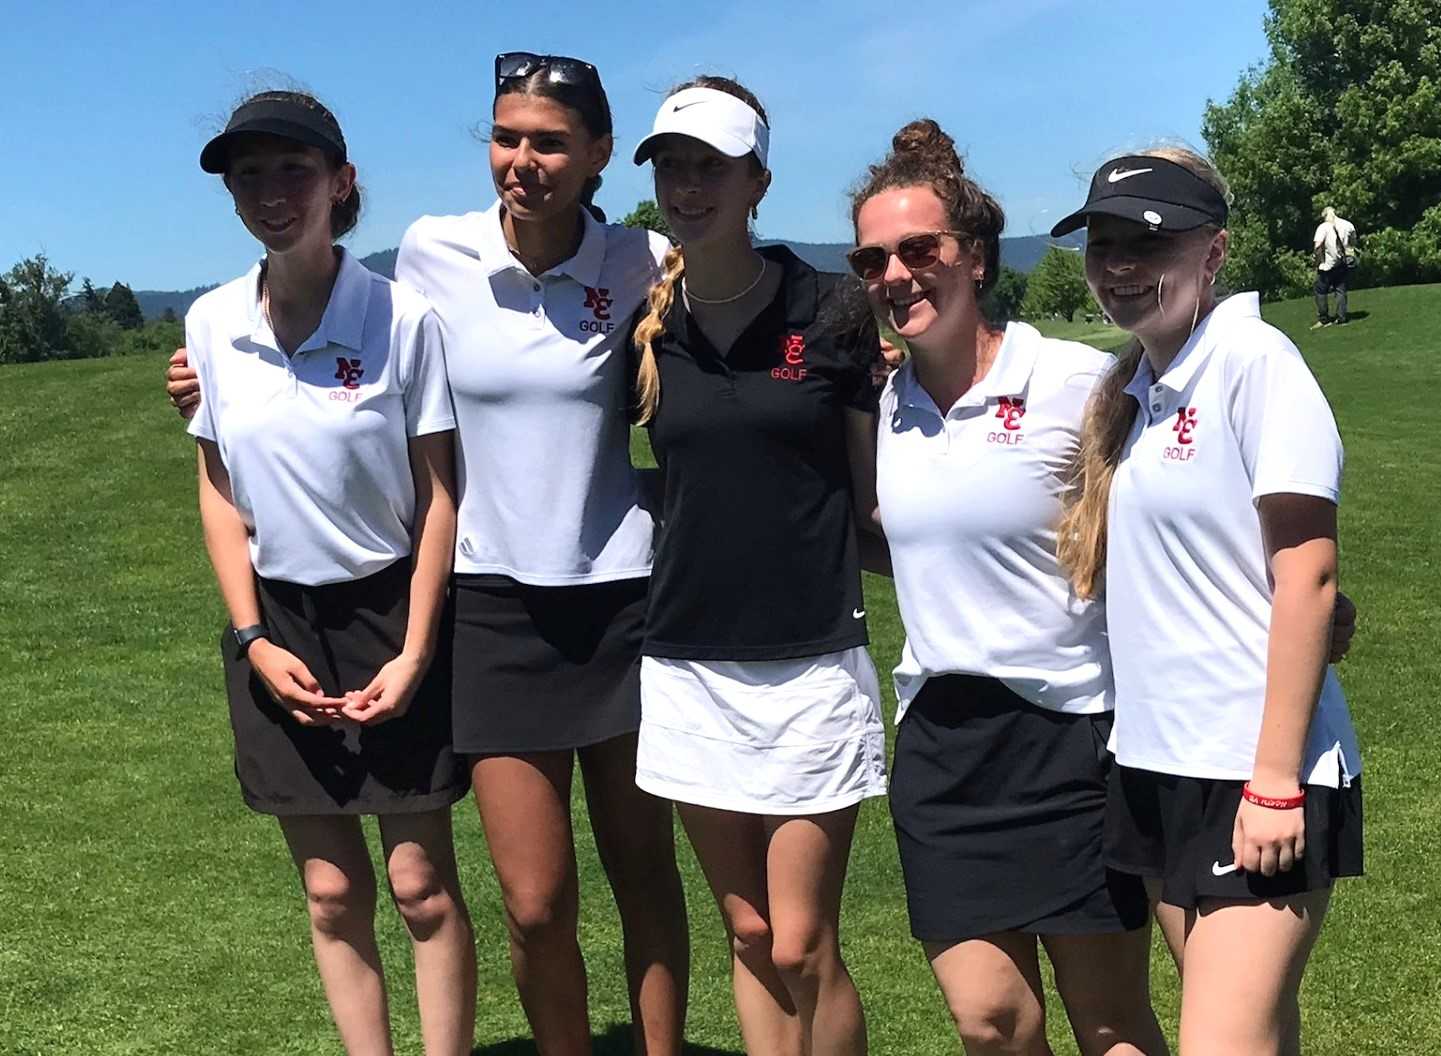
[583,286,613,321]
[334,357,365,389]
[772,333,807,382]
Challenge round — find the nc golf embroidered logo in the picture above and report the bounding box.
[772,333,807,382]
[1165,407,1199,461]
[334,357,364,389]
[988,397,1027,446]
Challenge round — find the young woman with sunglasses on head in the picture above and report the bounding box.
[1055,147,1363,1056]
[629,76,887,1056]
[169,58,689,1056]
[184,91,475,1056]
[849,120,1168,1056]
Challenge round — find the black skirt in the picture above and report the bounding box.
[1105,764,1364,909]
[889,674,1148,943]
[221,559,468,816]
[451,574,647,754]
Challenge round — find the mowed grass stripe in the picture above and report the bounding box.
[2,284,1437,1053]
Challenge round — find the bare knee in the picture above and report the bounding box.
[503,884,577,951]
[727,911,775,967]
[769,925,829,982]
[947,992,1044,1054]
[303,868,375,939]
[388,858,459,940]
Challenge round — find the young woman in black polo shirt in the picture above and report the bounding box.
[630,77,886,1056]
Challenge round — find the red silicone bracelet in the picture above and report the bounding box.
[1242,783,1306,810]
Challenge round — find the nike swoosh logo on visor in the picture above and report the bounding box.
[1211,860,1239,876]
[672,100,704,111]
[1108,167,1153,183]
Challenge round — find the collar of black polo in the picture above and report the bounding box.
[662,243,818,339]
[1051,155,1228,237]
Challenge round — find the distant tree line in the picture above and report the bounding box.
[0,254,180,365]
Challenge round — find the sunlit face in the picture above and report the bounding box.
[225,134,353,254]
[853,186,981,348]
[1084,213,1226,336]
[651,135,767,247]
[490,93,611,223]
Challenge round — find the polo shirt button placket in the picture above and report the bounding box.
[1148,382,1165,421]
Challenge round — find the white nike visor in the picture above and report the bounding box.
[633,86,770,169]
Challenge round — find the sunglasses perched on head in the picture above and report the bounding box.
[495,51,602,93]
[846,230,967,281]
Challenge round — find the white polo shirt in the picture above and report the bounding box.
[1105,292,1361,787]
[397,203,667,585]
[186,248,456,586]
[878,322,1114,721]
[1313,218,1356,272]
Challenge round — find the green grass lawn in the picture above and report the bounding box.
[2,285,1438,1054]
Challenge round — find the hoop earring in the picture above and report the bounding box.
[750,204,759,221]
[1156,273,1166,314]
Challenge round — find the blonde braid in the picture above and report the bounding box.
[1056,341,1144,599]
[631,245,684,424]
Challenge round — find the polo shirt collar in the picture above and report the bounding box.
[476,201,606,288]
[236,247,369,353]
[897,320,1038,414]
[1124,292,1260,400]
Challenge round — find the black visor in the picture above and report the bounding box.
[200,96,347,174]
[1050,155,1228,237]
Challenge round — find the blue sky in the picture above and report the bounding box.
[0,1,1271,292]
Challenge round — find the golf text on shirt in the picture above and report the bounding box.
[878,323,1113,721]
[186,248,455,586]
[1105,292,1361,787]
[638,245,876,662]
[396,203,667,585]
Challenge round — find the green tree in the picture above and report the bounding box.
[621,199,674,241]
[0,255,73,364]
[64,310,122,360]
[104,281,145,330]
[1020,248,1092,321]
[982,266,1029,323]
[80,278,104,313]
[1203,0,1441,297]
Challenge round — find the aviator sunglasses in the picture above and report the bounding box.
[846,231,967,281]
[495,51,603,94]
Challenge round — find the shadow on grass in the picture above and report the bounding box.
[473,1024,742,1055]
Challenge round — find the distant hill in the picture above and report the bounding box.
[134,232,1085,320]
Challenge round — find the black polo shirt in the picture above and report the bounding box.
[639,245,878,661]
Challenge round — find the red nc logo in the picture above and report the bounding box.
[1173,407,1198,444]
[334,357,364,390]
[583,286,613,321]
[995,397,1026,431]
[782,334,805,365]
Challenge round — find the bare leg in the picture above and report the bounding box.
[579,733,689,1055]
[679,804,803,1056]
[763,808,867,1055]
[1146,879,1188,975]
[924,933,1053,1056]
[279,815,393,1056]
[471,752,590,1056]
[378,809,476,1056]
[1043,928,1169,1055]
[1177,890,1330,1056]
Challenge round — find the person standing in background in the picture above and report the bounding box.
[1312,205,1357,328]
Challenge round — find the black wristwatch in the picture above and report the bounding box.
[232,624,269,659]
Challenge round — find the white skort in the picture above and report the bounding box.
[636,646,889,815]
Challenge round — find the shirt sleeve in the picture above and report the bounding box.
[1228,333,1342,504]
[395,221,427,296]
[403,309,456,438]
[838,314,882,414]
[184,315,219,444]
